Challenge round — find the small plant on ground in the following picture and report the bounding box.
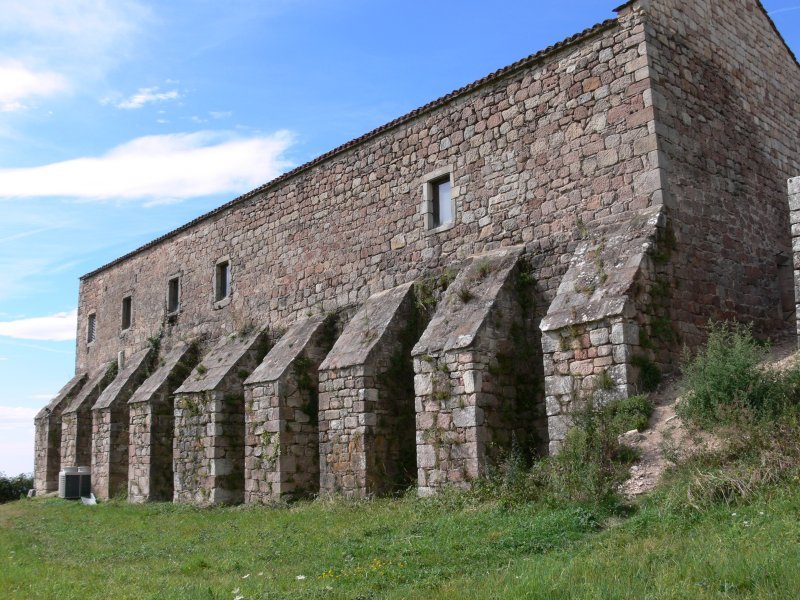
[678,320,800,427]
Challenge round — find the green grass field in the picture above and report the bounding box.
[2,481,799,599]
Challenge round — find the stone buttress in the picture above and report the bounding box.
[91,348,155,500]
[540,206,673,453]
[60,364,116,469]
[412,246,545,495]
[243,315,336,503]
[318,282,426,497]
[790,178,800,340]
[128,342,200,503]
[173,329,270,505]
[33,373,87,493]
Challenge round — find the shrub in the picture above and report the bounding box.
[477,395,652,507]
[678,321,800,427]
[0,472,33,504]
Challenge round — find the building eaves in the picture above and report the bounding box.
[81,17,619,281]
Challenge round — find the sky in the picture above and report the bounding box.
[0,1,798,476]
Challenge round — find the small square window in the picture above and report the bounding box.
[87,313,96,344]
[121,296,132,330]
[167,277,180,314]
[431,176,452,228]
[215,261,230,302]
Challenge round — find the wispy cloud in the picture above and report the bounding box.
[769,6,800,15]
[0,406,39,432]
[0,356,8,361]
[114,86,180,110]
[0,0,151,110]
[0,130,295,203]
[0,309,77,341]
[0,61,67,112]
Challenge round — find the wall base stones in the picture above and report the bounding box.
[33,373,87,493]
[173,329,270,505]
[244,315,336,503]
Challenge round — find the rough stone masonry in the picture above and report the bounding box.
[34,0,800,503]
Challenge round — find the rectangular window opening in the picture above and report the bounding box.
[215,261,230,302]
[167,277,180,314]
[87,314,96,345]
[431,175,452,229]
[121,296,132,330]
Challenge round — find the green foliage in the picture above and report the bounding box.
[0,473,33,504]
[456,287,475,304]
[678,321,800,427]
[476,396,651,507]
[293,354,319,426]
[631,354,661,392]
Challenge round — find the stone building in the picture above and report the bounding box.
[34,0,800,502]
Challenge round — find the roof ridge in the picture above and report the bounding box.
[81,17,619,280]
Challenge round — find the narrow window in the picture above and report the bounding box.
[215,261,230,302]
[167,277,180,314]
[430,175,452,229]
[121,296,132,330]
[87,313,96,344]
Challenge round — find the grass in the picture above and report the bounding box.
[0,496,612,599]
[2,478,800,599]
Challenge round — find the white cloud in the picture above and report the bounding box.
[0,406,39,432]
[0,61,67,111]
[0,356,7,361]
[0,0,151,107]
[30,394,56,401]
[0,309,77,341]
[0,130,296,203]
[115,87,180,110]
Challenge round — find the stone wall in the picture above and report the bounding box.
[639,0,800,345]
[75,8,656,383]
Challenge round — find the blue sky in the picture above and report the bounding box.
[0,0,798,476]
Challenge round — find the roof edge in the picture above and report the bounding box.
[81,17,620,281]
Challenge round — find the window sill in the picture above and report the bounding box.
[426,222,455,235]
[213,297,231,310]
